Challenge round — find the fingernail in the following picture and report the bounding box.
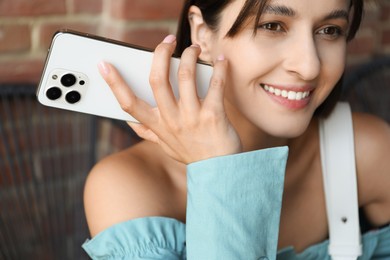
[163,34,176,44]
[98,61,110,75]
[217,54,225,61]
[191,43,200,48]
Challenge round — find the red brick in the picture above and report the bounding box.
[382,29,390,45]
[102,26,170,49]
[0,0,66,17]
[120,28,171,49]
[110,0,183,20]
[39,23,99,50]
[0,24,31,53]
[347,35,376,55]
[0,59,45,83]
[381,6,390,21]
[73,0,103,14]
[379,0,390,8]
[361,8,380,27]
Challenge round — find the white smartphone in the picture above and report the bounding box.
[36,30,213,122]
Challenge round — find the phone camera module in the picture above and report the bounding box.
[65,91,81,104]
[46,87,62,100]
[61,73,77,87]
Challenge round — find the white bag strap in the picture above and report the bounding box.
[319,102,362,260]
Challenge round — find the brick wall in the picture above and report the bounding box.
[348,0,390,64]
[0,0,181,83]
[0,0,389,84]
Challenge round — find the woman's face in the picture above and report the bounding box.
[203,0,350,138]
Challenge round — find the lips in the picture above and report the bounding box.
[259,83,314,109]
[260,84,312,101]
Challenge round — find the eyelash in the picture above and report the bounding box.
[258,22,346,40]
[258,22,285,34]
[317,26,345,39]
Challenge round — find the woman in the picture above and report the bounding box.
[83,0,390,259]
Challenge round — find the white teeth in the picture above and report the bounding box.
[288,91,296,100]
[296,92,303,100]
[261,84,310,101]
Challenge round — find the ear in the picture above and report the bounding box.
[188,5,214,63]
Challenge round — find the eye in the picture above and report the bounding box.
[317,26,345,39]
[258,22,285,32]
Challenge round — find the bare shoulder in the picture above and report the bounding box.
[352,112,390,226]
[353,113,390,174]
[84,140,186,237]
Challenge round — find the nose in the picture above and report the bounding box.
[283,33,321,81]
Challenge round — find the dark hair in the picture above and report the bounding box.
[175,0,364,117]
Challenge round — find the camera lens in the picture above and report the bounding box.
[46,87,62,100]
[61,73,77,87]
[65,91,81,104]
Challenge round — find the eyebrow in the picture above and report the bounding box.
[263,4,349,22]
[263,5,296,17]
[324,10,350,21]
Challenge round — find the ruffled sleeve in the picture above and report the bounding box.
[186,147,289,260]
[83,147,289,260]
[82,217,186,259]
[276,225,390,259]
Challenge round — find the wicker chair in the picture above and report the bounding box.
[0,84,139,259]
[0,84,97,259]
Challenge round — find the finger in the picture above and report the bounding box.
[98,61,156,125]
[203,55,228,114]
[177,44,202,112]
[149,35,178,118]
[128,122,159,143]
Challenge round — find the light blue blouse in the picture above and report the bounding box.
[82,147,390,259]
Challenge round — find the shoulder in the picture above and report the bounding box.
[84,141,186,237]
[352,112,390,226]
[352,112,390,175]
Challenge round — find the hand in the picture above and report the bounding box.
[98,35,242,164]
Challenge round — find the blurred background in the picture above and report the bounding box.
[0,0,389,83]
[0,0,389,259]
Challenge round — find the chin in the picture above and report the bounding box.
[273,127,308,139]
[262,116,313,139]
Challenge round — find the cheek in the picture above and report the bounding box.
[312,41,347,107]
[222,49,263,103]
[319,41,347,85]
[220,39,277,87]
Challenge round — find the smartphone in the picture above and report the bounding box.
[36,30,213,122]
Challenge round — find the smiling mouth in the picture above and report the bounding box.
[260,84,312,101]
